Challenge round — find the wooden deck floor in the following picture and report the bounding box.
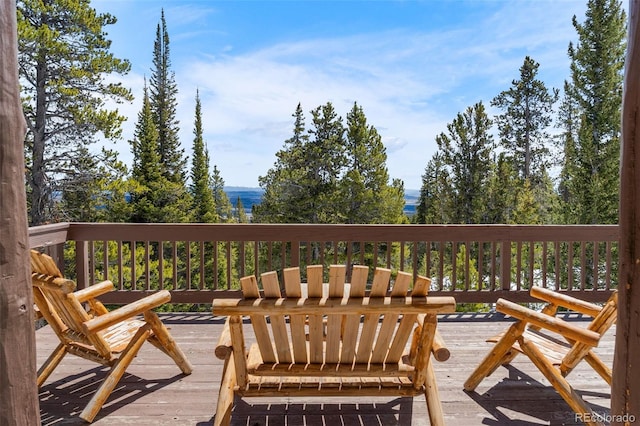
[35,313,615,426]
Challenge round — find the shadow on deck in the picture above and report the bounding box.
[35,313,614,425]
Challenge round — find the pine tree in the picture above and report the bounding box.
[18,0,133,225]
[98,152,137,223]
[129,85,190,223]
[254,103,310,223]
[556,80,580,222]
[132,86,162,185]
[563,0,626,224]
[305,102,346,223]
[235,197,249,223]
[415,153,452,224]
[340,102,405,223]
[130,85,163,222]
[492,56,558,183]
[211,165,233,222]
[511,179,540,224]
[150,9,186,185]
[59,147,128,222]
[436,102,495,224]
[483,153,518,224]
[256,102,404,224]
[190,91,217,223]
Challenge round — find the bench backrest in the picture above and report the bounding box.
[240,264,432,367]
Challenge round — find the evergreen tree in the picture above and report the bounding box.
[562,0,626,224]
[59,147,128,222]
[340,102,405,224]
[256,102,403,224]
[132,86,162,187]
[511,179,540,224]
[130,85,163,222]
[129,85,189,223]
[211,165,233,222]
[304,102,346,223]
[483,154,519,224]
[235,197,249,223]
[556,80,580,221]
[98,154,137,223]
[18,0,133,225]
[254,103,310,223]
[190,91,217,223]
[492,56,558,183]
[150,9,186,185]
[415,153,452,224]
[532,168,562,223]
[436,102,495,224]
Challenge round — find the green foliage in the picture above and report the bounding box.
[234,197,249,223]
[340,103,406,224]
[415,153,452,224]
[129,85,191,223]
[253,103,309,223]
[150,9,186,186]
[255,102,406,224]
[18,0,133,225]
[431,102,495,224]
[561,0,626,224]
[492,56,558,183]
[211,165,233,222]
[190,91,217,223]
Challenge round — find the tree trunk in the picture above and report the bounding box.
[612,0,640,423]
[0,0,41,424]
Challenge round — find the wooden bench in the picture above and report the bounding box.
[213,264,456,425]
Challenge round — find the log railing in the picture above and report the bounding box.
[28,222,619,304]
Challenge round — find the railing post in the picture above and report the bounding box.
[75,240,89,290]
[46,242,65,274]
[500,241,512,292]
[290,241,300,267]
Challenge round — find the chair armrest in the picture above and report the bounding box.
[530,287,602,317]
[215,318,232,360]
[432,330,450,362]
[416,314,450,362]
[82,290,171,334]
[74,280,114,303]
[497,298,600,347]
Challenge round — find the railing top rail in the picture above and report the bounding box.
[28,222,70,248]
[60,222,620,243]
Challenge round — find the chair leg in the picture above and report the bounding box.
[79,327,151,423]
[464,322,525,391]
[584,351,612,386]
[214,355,237,426]
[519,338,604,426]
[144,311,193,375]
[424,360,445,426]
[37,343,67,387]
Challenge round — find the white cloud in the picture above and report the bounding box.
[100,0,588,189]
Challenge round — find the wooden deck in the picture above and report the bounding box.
[36,313,615,425]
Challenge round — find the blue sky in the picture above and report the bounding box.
[93,0,593,190]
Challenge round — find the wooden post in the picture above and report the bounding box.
[612,0,640,423]
[0,0,41,424]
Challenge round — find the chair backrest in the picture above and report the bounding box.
[240,264,432,367]
[562,290,618,370]
[30,250,111,357]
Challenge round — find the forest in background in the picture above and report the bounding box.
[17,0,626,227]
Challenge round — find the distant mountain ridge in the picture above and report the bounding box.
[225,187,420,217]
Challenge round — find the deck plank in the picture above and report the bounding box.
[35,312,614,425]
